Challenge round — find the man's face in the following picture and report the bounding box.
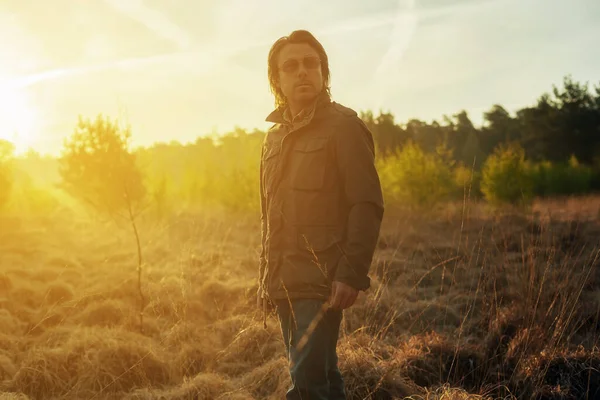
[277,43,323,110]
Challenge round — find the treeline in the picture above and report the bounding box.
[135,128,264,214]
[132,74,600,211]
[1,75,599,217]
[366,75,600,166]
[369,75,600,206]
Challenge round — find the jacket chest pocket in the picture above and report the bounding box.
[290,138,329,190]
[262,143,281,195]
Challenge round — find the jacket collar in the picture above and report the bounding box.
[265,92,331,125]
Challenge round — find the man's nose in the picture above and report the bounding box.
[297,62,307,78]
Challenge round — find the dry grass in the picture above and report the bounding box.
[1,196,600,399]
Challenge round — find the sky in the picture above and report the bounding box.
[0,0,599,156]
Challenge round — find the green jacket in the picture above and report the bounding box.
[258,95,384,302]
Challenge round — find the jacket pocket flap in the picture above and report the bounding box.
[295,138,328,153]
[297,227,343,252]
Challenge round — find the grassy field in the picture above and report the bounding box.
[1,196,600,399]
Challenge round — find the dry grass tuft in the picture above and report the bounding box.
[238,356,290,399]
[0,334,19,353]
[160,321,222,381]
[406,383,500,399]
[399,301,464,334]
[337,333,425,399]
[9,285,41,310]
[171,342,217,380]
[144,276,205,323]
[2,268,30,281]
[215,322,283,376]
[0,310,22,336]
[125,372,251,400]
[0,274,12,293]
[505,327,547,362]
[106,278,143,304]
[0,393,31,400]
[0,354,16,381]
[25,309,68,336]
[75,300,126,327]
[516,350,600,399]
[197,279,251,321]
[56,269,83,286]
[31,268,60,283]
[33,326,74,348]
[208,314,256,346]
[44,281,75,305]
[161,321,210,348]
[12,347,80,397]
[12,327,171,398]
[400,333,484,393]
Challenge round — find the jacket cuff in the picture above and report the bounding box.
[333,258,371,291]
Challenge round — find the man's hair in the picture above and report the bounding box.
[267,30,331,109]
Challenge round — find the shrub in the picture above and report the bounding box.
[58,114,146,216]
[378,141,456,209]
[453,163,482,199]
[530,156,593,197]
[480,143,534,205]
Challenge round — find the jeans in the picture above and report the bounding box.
[275,299,346,400]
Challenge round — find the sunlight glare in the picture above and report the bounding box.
[0,78,39,155]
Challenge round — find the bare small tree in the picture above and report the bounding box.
[58,114,148,332]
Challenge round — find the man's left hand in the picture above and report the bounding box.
[329,281,359,310]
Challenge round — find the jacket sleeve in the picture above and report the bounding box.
[333,117,384,291]
[258,146,267,296]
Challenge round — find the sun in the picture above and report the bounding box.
[0,82,40,156]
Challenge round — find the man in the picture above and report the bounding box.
[257,29,384,399]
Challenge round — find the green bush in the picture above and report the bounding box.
[58,114,146,216]
[378,141,456,209]
[481,143,534,205]
[530,156,593,197]
[452,163,482,200]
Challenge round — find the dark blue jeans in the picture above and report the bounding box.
[275,299,346,400]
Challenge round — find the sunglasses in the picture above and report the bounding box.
[279,56,321,73]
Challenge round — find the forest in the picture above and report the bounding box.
[2,75,599,219]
